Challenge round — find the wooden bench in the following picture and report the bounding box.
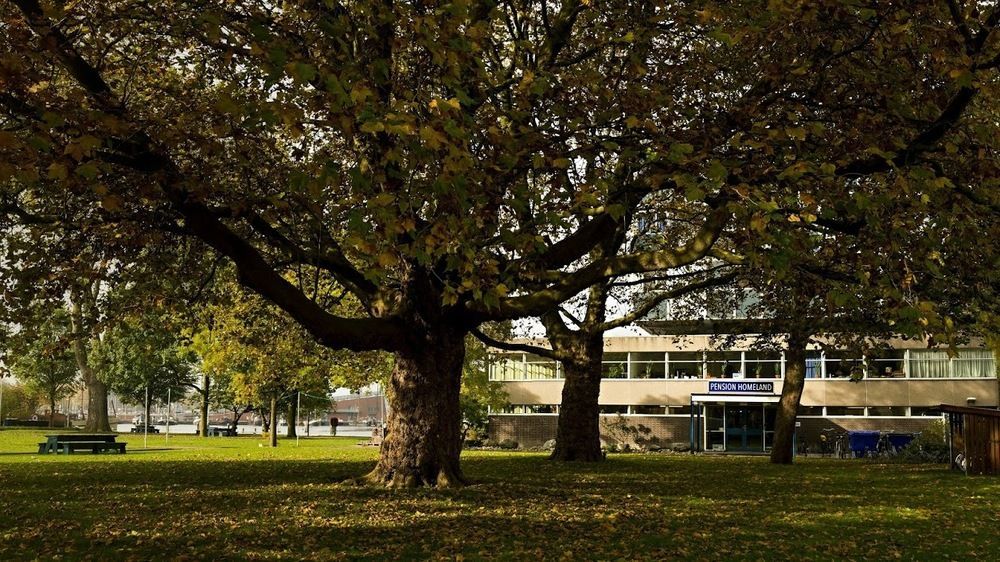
[129,425,160,434]
[38,434,125,455]
[207,426,237,437]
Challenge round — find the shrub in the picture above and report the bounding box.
[897,421,949,463]
[497,439,518,450]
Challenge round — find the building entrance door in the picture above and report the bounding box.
[725,405,764,452]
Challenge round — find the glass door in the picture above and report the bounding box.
[725,405,765,452]
[763,406,777,451]
[705,405,725,452]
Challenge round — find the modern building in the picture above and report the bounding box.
[487,334,999,453]
[331,393,388,426]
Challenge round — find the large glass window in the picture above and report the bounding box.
[805,351,823,379]
[909,350,951,378]
[499,404,559,414]
[798,406,824,416]
[706,351,742,378]
[867,406,906,416]
[744,351,781,379]
[952,349,996,378]
[630,352,666,379]
[824,351,863,379]
[525,353,560,380]
[668,352,703,379]
[631,405,667,415]
[599,405,629,414]
[602,352,629,379]
[489,354,524,380]
[867,349,906,378]
[826,406,865,416]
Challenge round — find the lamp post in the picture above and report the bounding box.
[0,368,6,431]
[166,387,171,445]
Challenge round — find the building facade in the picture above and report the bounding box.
[487,335,999,452]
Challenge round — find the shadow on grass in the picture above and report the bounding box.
[0,454,996,560]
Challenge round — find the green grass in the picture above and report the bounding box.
[0,429,997,561]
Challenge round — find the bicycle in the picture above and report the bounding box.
[819,428,838,457]
[833,431,850,459]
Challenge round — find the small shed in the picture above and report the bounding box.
[941,404,1000,476]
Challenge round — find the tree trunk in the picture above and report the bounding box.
[82,377,112,432]
[199,372,210,437]
[144,395,152,434]
[771,333,809,464]
[69,300,112,433]
[49,396,56,427]
[363,325,466,488]
[551,336,605,462]
[286,391,298,439]
[269,394,278,447]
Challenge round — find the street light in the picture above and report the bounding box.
[0,366,7,431]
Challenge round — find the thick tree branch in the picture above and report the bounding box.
[243,212,377,301]
[477,203,730,320]
[470,328,560,361]
[10,0,404,352]
[596,271,740,331]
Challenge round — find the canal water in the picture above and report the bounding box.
[114,423,376,437]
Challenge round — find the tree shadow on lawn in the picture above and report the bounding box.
[0,454,997,560]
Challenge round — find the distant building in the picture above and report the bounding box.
[487,333,998,452]
[330,394,388,425]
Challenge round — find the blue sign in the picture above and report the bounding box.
[708,380,774,393]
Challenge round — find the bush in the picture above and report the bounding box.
[463,437,484,448]
[497,439,518,450]
[897,421,949,463]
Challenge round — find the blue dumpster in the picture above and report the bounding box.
[848,430,880,457]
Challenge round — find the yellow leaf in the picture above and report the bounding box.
[47,163,68,180]
[420,126,446,149]
[377,251,398,268]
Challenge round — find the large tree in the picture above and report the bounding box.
[3,1,998,485]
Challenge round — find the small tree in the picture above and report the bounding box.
[8,309,79,426]
[0,379,42,420]
[96,311,195,427]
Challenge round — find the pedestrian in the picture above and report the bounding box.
[330,416,338,436]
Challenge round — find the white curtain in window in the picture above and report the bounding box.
[909,350,950,378]
[952,350,996,378]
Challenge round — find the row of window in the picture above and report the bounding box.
[489,349,996,381]
[495,404,947,417]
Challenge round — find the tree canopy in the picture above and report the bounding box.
[3,0,999,486]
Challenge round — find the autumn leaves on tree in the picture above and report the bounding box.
[1,1,998,484]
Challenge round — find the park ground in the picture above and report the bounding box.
[0,430,997,561]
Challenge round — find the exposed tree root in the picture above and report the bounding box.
[343,466,468,489]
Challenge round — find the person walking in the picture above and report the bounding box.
[329,416,338,436]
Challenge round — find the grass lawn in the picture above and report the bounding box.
[0,429,997,560]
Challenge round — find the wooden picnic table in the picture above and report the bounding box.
[38,434,126,455]
[207,426,237,437]
[129,424,160,434]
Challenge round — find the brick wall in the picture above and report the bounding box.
[490,414,943,451]
[796,417,941,452]
[488,415,691,448]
